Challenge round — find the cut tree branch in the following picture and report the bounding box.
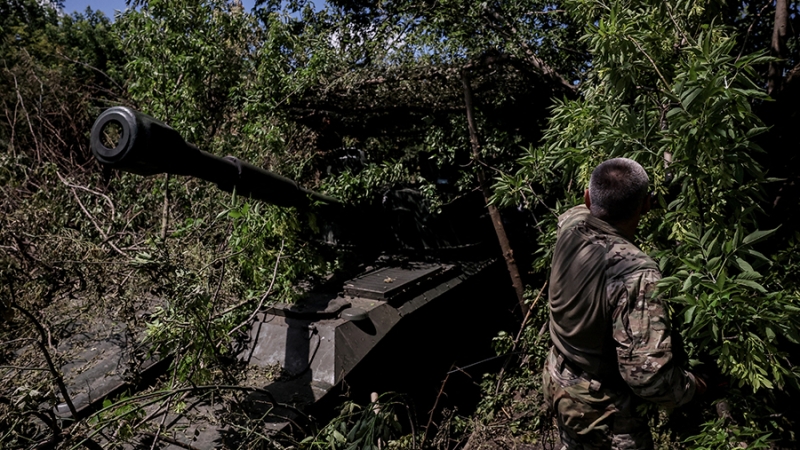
[769,0,789,95]
[9,298,78,418]
[57,171,127,257]
[462,71,528,317]
[160,173,170,241]
[226,239,284,336]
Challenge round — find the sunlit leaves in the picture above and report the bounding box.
[492,0,800,444]
[658,226,800,392]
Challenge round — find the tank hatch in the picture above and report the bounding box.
[343,264,456,302]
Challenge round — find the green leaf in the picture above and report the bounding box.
[735,257,754,273]
[659,276,682,286]
[715,269,728,290]
[666,107,683,119]
[733,227,742,247]
[684,305,697,324]
[782,326,800,344]
[744,248,772,264]
[746,126,769,138]
[681,87,702,109]
[333,430,346,443]
[736,270,762,280]
[700,228,714,248]
[682,274,698,292]
[735,279,767,293]
[742,228,778,246]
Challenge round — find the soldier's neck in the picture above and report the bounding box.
[607,217,639,241]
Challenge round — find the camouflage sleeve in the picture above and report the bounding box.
[611,268,697,408]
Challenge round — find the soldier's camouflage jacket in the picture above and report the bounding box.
[548,205,696,408]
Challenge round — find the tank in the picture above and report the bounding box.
[52,107,518,447]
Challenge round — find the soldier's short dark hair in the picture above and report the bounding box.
[589,158,649,222]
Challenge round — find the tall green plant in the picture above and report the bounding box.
[494,0,800,445]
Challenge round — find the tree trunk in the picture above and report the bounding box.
[461,71,528,317]
[768,0,789,95]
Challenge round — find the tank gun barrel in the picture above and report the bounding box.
[90,106,340,208]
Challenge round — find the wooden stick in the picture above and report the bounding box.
[462,71,528,317]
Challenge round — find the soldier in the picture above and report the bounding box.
[542,158,705,450]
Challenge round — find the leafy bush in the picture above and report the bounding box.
[494,0,800,445]
[302,394,408,450]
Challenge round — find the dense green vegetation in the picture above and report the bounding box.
[2,0,800,448]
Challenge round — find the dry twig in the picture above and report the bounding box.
[494,280,547,396]
[227,239,285,337]
[57,171,127,257]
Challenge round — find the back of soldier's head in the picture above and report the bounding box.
[589,158,649,223]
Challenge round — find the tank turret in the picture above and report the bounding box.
[58,107,519,447]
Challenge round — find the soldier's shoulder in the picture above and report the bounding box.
[605,237,659,277]
[557,205,590,231]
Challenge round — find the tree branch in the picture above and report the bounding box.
[227,239,284,337]
[628,37,671,90]
[9,298,78,418]
[769,0,789,95]
[57,172,127,257]
[482,6,577,93]
[462,71,528,317]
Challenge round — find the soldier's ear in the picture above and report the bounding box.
[584,189,591,209]
[641,193,651,215]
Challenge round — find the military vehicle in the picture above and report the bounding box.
[47,106,520,447]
